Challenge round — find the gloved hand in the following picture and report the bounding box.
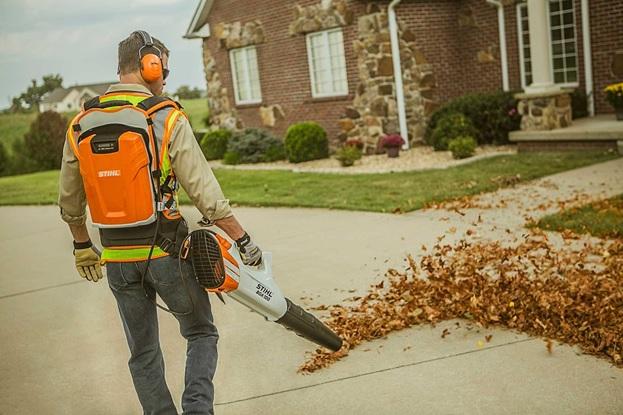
[235,232,262,266]
[73,240,104,282]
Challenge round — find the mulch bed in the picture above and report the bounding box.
[299,229,623,373]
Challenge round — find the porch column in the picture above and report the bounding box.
[525,0,559,93]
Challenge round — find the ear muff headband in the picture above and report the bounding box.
[135,30,163,83]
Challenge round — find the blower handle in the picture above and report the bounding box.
[276,298,342,352]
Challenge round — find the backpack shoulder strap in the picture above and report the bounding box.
[137,96,182,115]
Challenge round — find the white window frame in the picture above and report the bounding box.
[306,28,349,98]
[229,46,262,105]
[517,0,580,90]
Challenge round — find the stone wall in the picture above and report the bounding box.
[203,45,241,130]
[288,0,354,35]
[338,5,436,153]
[516,91,572,131]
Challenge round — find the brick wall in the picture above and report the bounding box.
[205,0,367,142]
[397,0,462,103]
[589,0,623,114]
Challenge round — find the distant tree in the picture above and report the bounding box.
[11,74,63,112]
[22,111,68,170]
[175,85,202,99]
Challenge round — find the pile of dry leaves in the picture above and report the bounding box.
[300,229,622,373]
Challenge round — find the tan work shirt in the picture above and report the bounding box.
[58,83,233,226]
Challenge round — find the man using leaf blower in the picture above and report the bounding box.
[58,31,261,414]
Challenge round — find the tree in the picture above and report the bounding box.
[11,74,63,112]
[175,85,202,99]
[22,111,68,170]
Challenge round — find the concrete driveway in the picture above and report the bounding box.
[1,158,622,414]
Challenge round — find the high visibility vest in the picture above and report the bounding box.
[66,92,187,262]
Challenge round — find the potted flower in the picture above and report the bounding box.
[380,134,405,158]
[605,82,623,121]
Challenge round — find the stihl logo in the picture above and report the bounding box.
[98,170,121,178]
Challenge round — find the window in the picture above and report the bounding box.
[517,0,579,88]
[306,28,348,98]
[229,46,262,105]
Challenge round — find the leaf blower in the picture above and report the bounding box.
[180,228,343,352]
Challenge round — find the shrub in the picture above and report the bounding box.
[430,113,478,151]
[23,110,68,171]
[425,92,521,145]
[222,151,241,165]
[448,136,477,159]
[571,89,589,119]
[0,142,8,176]
[7,139,39,175]
[224,128,285,164]
[200,129,231,160]
[335,146,362,167]
[284,122,329,163]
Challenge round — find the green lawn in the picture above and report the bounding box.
[0,151,618,212]
[0,112,37,155]
[179,98,209,130]
[537,194,623,238]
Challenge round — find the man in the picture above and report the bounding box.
[58,31,261,414]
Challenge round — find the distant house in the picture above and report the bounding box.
[40,82,114,112]
[185,0,623,151]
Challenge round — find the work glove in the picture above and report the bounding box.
[73,240,104,282]
[235,232,262,266]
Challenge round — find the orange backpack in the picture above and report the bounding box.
[68,94,186,250]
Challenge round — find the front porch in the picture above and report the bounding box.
[510,115,623,153]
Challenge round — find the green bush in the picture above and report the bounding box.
[430,113,478,151]
[448,136,477,159]
[23,110,68,171]
[224,128,285,164]
[335,146,362,167]
[200,129,231,160]
[571,89,589,119]
[0,142,8,176]
[222,151,241,165]
[284,122,329,163]
[425,92,521,146]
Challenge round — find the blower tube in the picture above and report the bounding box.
[276,298,343,352]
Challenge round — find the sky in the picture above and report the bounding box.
[0,0,205,109]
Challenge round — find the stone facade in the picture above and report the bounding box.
[516,91,573,131]
[213,20,266,49]
[288,0,354,35]
[203,46,241,130]
[338,6,436,153]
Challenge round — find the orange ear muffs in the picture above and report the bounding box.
[140,53,163,83]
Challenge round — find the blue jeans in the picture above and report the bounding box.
[107,256,219,415]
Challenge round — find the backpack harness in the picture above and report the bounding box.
[67,92,188,262]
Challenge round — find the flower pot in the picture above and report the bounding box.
[386,146,400,158]
[616,108,623,121]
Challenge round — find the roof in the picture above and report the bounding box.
[184,0,214,39]
[41,82,115,104]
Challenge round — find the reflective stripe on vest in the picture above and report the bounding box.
[101,246,169,263]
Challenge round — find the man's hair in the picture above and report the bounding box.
[118,32,170,75]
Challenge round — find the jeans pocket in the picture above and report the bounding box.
[146,256,180,286]
[106,262,131,291]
